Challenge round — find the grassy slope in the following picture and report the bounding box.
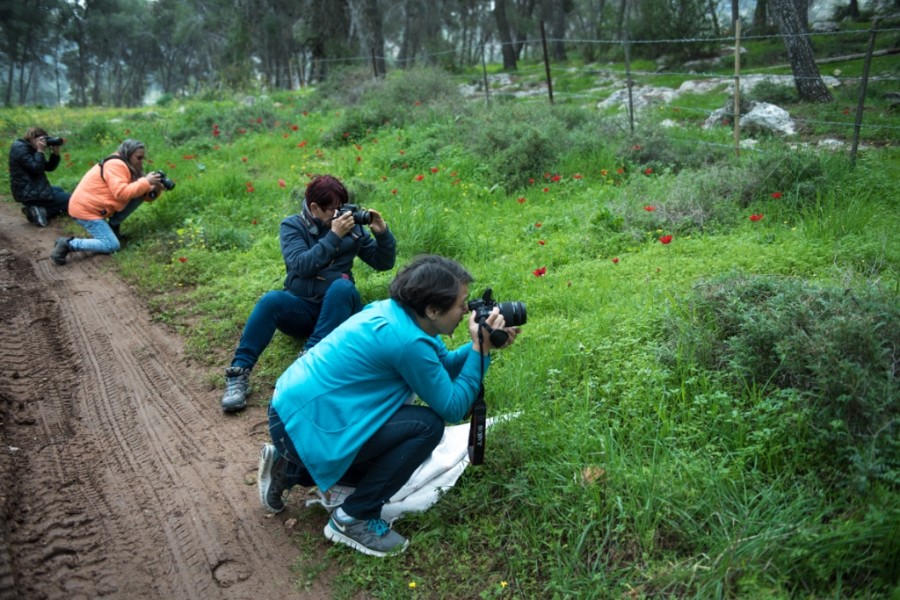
[1,43,898,599]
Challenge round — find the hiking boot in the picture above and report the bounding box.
[23,205,48,227]
[51,237,71,265]
[258,443,289,513]
[221,366,250,412]
[324,513,409,557]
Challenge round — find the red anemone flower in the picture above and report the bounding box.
[538,240,545,246]
[551,174,561,182]
[178,257,187,263]
[415,174,425,181]
[533,266,547,277]
[644,205,656,212]
[278,179,286,188]
[659,235,673,244]
[517,197,526,204]
[534,222,542,228]
[771,192,782,199]
[749,214,764,222]
[612,257,619,264]
[644,168,653,175]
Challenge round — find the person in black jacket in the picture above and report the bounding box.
[8,127,71,227]
[220,174,397,413]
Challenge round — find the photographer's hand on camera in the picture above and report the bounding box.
[145,171,162,188]
[330,209,356,238]
[469,307,519,355]
[35,137,48,153]
[366,208,387,234]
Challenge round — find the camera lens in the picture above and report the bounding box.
[498,301,527,327]
[355,210,373,225]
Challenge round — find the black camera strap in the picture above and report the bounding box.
[468,325,489,466]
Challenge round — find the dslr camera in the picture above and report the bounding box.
[149,170,176,199]
[43,136,65,147]
[467,288,527,346]
[336,203,373,225]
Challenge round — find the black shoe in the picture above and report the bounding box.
[51,237,71,265]
[23,205,48,227]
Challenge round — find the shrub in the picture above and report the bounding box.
[661,271,899,492]
[737,148,841,207]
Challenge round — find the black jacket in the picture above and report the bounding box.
[280,202,397,301]
[8,139,60,204]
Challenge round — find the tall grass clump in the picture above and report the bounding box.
[319,67,467,143]
[661,271,899,492]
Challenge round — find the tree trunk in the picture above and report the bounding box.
[792,0,808,30]
[753,0,768,29]
[494,0,518,71]
[364,0,387,77]
[847,0,860,17]
[771,0,832,102]
[550,0,567,61]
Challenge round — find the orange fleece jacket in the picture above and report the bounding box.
[69,158,153,220]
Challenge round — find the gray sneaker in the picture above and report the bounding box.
[258,443,288,513]
[51,237,70,265]
[324,514,409,557]
[221,366,250,412]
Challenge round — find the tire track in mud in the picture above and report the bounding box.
[0,202,329,600]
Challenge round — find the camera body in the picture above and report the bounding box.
[467,288,527,346]
[149,170,176,199]
[44,136,65,147]
[336,203,372,225]
[154,170,176,191]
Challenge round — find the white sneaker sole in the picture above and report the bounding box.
[257,444,283,514]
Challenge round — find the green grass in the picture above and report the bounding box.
[2,50,898,599]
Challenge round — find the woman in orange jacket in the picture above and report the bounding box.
[51,139,164,265]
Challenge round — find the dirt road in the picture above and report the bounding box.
[0,199,327,599]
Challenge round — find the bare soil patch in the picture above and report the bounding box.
[0,199,327,599]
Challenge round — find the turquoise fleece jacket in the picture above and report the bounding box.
[271,298,490,491]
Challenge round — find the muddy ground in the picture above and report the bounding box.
[0,199,331,599]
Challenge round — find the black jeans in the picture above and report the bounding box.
[268,402,444,521]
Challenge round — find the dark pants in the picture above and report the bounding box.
[268,403,444,521]
[232,278,362,369]
[23,186,70,218]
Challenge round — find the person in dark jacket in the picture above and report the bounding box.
[8,127,71,227]
[221,174,397,413]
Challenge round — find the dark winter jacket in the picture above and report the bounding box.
[8,139,60,204]
[280,201,397,301]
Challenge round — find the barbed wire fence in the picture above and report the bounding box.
[309,20,899,163]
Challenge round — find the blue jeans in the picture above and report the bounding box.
[70,218,120,254]
[68,197,145,254]
[268,403,444,521]
[231,278,362,369]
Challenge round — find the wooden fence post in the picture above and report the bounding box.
[623,32,634,135]
[540,20,554,104]
[851,18,879,167]
[481,44,491,107]
[733,19,742,158]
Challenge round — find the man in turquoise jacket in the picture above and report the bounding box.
[258,255,521,557]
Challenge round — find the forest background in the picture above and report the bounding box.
[2,0,897,107]
[2,0,899,598]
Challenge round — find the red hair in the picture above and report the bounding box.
[305,175,348,210]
